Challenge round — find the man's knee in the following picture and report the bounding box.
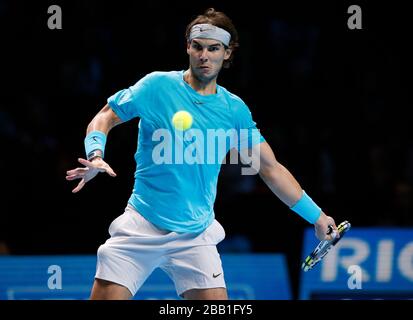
[90,278,133,300]
[182,287,228,300]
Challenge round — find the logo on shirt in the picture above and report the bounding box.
[213,273,222,278]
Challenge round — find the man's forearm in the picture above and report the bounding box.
[86,104,120,135]
[84,104,123,160]
[259,162,303,208]
[255,143,333,231]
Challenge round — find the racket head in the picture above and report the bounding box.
[302,220,351,272]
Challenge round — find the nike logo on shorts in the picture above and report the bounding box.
[213,273,222,278]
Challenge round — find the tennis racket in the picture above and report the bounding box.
[302,220,351,272]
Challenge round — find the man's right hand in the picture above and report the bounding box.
[314,211,339,242]
[66,157,117,193]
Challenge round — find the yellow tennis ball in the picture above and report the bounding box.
[172,110,193,131]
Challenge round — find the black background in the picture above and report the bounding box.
[1,1,411,299]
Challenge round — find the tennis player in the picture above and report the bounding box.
[66,8,338,300]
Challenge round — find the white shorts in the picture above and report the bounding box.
[95,204,226,297]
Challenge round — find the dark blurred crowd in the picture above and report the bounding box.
[1,1,411,263]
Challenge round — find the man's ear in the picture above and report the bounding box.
[186,41,191,55]
[224,47,232,61]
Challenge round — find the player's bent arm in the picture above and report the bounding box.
[85,104,123,159]
[87,104,123,135]
[65,104,123,193]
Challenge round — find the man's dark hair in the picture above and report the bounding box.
[185,8,239,68]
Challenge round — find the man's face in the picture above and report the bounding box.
[187,38,232,82]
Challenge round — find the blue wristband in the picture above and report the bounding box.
[290,191,321,224]
[84,130,107,159]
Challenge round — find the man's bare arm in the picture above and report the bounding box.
[66,104,123,193]
[84,104,123,158]
[87,104,123,134]
[240,142,338,240]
